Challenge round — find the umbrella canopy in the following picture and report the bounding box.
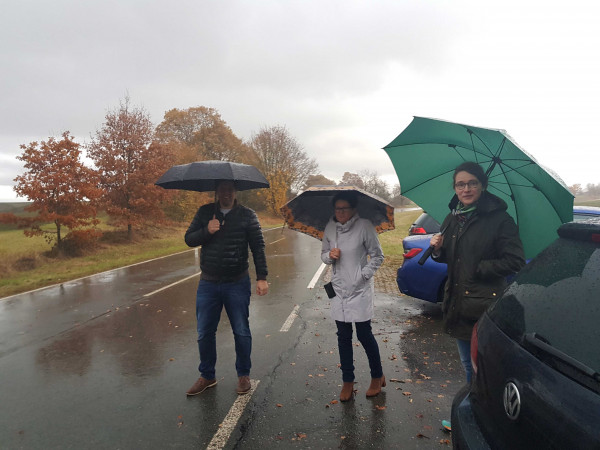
[280,185,395,240]
[383,117,574,259]
[155,160,269,192]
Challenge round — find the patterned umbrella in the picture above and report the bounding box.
[280,185,395,240]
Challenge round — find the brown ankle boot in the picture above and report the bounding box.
[340,382,355,402]
[366,375,386,397]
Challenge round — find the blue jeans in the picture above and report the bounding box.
[195,276,252,380]
[336,320,383,382]
[457,338,472,383]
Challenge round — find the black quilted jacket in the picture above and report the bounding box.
[185,202,268,281]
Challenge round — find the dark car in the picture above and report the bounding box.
[397,206,600,303]
[451,217,600,449]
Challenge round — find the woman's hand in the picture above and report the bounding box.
[430,234,444,251]
[329,248,341,260]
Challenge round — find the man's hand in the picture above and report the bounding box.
[207,215,221,234]
[256,280,269,296]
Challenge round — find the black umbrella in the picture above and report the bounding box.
[280,185,395,240]
[155,160,270,192]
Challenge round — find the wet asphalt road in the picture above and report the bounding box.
[0,227,463,449]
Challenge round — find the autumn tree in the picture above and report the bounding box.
[360,170,391,201]
[569,184,583,196]
[155,106,248,163]
[155,106,250,220]
[6,132,101,251]
[248,125,318,215]
[340,172,365,189]
[88,97,174,239]
[339,171,391,201]
[302,174,336,190]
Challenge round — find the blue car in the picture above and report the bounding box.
[396,206,600,303]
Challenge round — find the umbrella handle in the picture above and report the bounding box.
[418,246,435,265]
[417,224,448,266]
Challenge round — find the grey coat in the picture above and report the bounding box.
[321,214,384,323]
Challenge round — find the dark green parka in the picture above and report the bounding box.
[433,191,525,340]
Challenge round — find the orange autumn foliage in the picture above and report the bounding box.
[8,132,102,250]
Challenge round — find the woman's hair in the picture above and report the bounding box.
[332,191,359,208]
[453,161,488,189]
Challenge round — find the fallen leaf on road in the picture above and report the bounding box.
[375,405,386,410]
[440,439,451,445]
[330,400,339,404]
[416,433,430,439]
[276,404,283,407]
[402,392,412,396]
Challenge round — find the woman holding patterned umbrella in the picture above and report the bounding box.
[321,190,385,402]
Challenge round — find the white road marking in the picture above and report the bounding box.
[307,263,327,289]
[206,379,260,450]
[143,272,201,297]
[263,226,284,232]
[268,237,285,245]
[280,305,300,332]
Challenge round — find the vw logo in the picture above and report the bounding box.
[503,382,521,420]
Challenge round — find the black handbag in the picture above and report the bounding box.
[324,281,336,299]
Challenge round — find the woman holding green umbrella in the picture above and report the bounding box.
[430,162,525,385]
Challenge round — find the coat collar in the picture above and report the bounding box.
[448,191,507,216]
[335,213,360,233]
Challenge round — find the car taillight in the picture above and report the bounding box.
[471,322,479,375]
[403,248,422,259]
[409,227,427,235]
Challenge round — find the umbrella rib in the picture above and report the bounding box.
[401,169,456,195]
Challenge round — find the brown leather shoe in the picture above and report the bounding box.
[237,376,251,395]
[339,382,355,402]
[366,375,386,397]
[186,377,217,396]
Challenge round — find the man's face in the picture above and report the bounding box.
[216,181,236,208]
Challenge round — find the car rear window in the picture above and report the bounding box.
[489,239,600,374]
[413,214,441,234]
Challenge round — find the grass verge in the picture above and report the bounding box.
[0,210,417,299]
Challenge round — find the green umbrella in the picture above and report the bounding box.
[383,117,574,259]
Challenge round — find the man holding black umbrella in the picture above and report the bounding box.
[184,180,269,396]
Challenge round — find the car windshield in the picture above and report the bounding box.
[489,240,600,374]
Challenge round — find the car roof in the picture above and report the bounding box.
[573,205,600,214]
[558,217,600,241]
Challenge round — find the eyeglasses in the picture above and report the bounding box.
[334,207,354,212]
[454,180,480,190]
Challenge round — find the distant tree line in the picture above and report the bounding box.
[1,97,399,254]
[568,183,600,197]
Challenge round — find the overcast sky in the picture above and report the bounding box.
[1,0,598,202]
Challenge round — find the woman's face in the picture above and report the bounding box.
[454,170,483,206]
[334,199,355,225]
